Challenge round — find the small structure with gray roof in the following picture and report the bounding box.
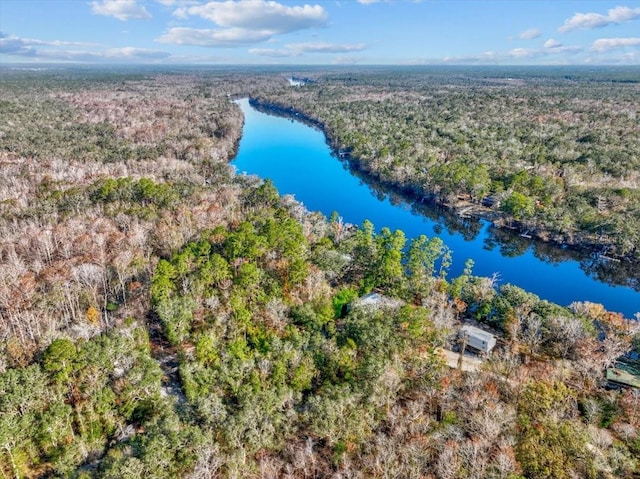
[459,325,497,354]
[349,292,404,311]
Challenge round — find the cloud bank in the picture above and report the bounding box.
[163,0,328,47]
[250,41,366,57]
[177,0,327,31]
[439,40,582,64]
[157,27,274,46]
[0,33,169,62]
[559,6,640,33]
[591,37,640,52]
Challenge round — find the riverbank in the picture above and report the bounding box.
[233,96,639,318]
[247,97,635,266]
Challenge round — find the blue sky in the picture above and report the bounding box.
[1,0,639,65]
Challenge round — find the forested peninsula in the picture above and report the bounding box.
[1,67,639,479]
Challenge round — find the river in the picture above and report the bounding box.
[232,98,640,319]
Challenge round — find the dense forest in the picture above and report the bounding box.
[1,67,639,478]
[252,67,640,262]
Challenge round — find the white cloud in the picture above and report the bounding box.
[37,47,170,61]
[172,7,190,18]
[0,36,37,57]
[0,33,96,56]
[591,37,640,52]
[248,47,299,57]
[0,32,169,62]
[519,28,541,40]
[508,48,541,59]
[91,0,152,21]
[250,41,366,57]
[544,38,562,49]
[163,1,328,47]
[179,0,328,33]
[157,27,273,46]
[288,41,366,53]
[559,6,640,33]
[105,47,171,58]
[442,51,499,64]
[439,43,582,64]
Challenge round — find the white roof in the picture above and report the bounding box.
[460,325,495,342]
[354,292,403,309]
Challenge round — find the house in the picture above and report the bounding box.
[605,362,640,390]
[349,292,404,312]
[459,325,497,354]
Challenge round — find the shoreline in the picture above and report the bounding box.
[246,97,635,267]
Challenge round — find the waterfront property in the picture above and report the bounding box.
[606,362,640,390]
[232,98,640,318]
[349,292,404,311]
[459,325,497,354]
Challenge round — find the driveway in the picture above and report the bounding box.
[438,347,483,372]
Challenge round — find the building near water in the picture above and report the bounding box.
[605,362,640,390]
[349,292,404,311]
[459,325,497,354]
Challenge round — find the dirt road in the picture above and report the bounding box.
[438,348,483,372]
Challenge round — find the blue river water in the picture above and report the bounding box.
[232,98,639,318]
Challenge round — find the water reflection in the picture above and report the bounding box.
[344,160,485,242]
[235,98,640,317]
[339,138,640,294]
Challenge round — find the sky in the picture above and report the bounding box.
[1,0,640,65]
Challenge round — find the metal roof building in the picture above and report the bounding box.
[460,325,497,354]
[348,293,404,313]
[605,363,640,390]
